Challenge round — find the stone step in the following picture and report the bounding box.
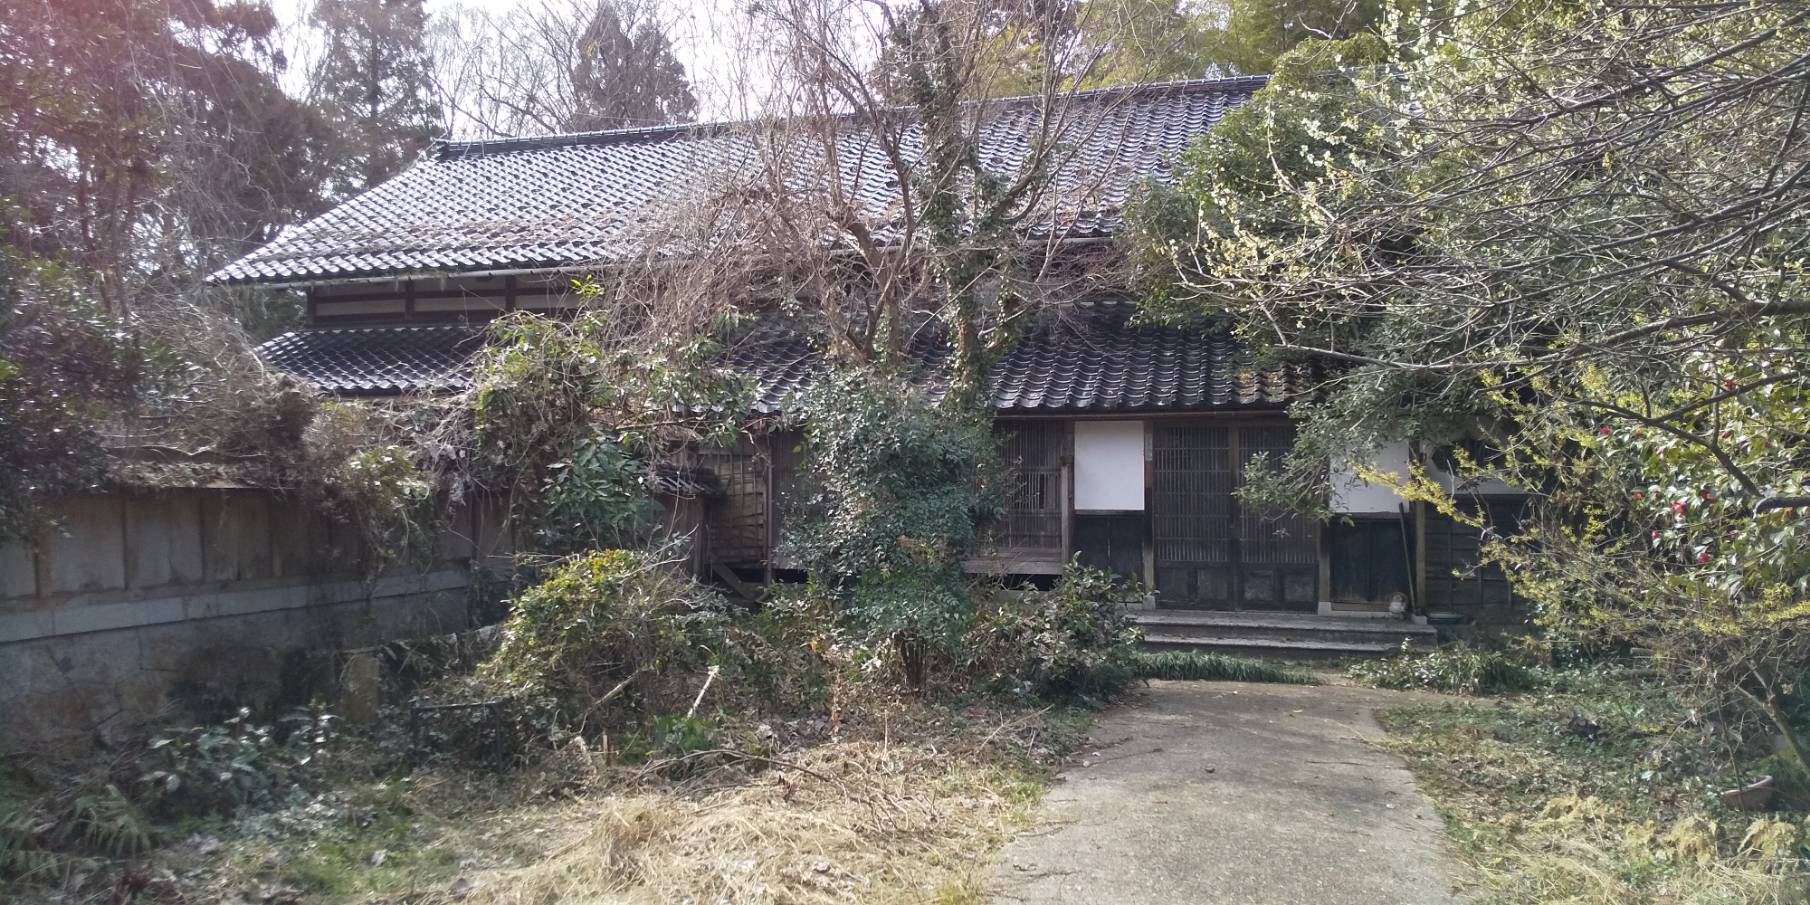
[1139,633,1416,659]
[1131,610,1437,648]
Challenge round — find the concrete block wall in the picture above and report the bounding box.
[0,489,506,752]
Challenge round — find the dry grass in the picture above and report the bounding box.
[1377,674,1810,905]
[441,731,1048,905]
[1460,793,1809,905]
[92,701,1085,905]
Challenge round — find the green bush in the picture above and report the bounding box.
[483,549,738,734]
[0,263,143,539]
[136,707,336,820]
[786,367,1003,684]
[465,310,744,556]
[967,565,1144,701]
[1,708,332,878]
[535,433,654,553]
[1348,643,1543,695]
[1130,651,1319,685]
[628,715,719,764]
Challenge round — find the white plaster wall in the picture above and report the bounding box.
[1074,420,1145,511]
[1330,441,1413,513]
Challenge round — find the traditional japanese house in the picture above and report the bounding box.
[217,76,1527,651]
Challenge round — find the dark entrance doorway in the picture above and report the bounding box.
[1151,421,1318,610]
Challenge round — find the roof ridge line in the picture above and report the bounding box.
[431,74,1270,161]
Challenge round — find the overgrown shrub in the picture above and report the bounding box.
[1,708,332,880]
[787,368,1002,684]
[0,261,142,538]
[1349,643,1544,695]
[967,565,1143,701]
[462,310,745,555]
[725,584,840,715]
[482,550,740,735]
[294,400,451,575]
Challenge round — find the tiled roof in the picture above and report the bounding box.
[991,303,1308,411]
[257,324,484,395]
[726,301,1308,413]
[256,301,1312,412]
[214,76,1266,285]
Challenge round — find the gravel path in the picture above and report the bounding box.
[991,680,1470,905]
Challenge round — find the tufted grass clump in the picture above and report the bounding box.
[1348,643,1542,695]
[1129,650,1318,685]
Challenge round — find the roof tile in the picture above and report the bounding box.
[257,300,1311,412]
[214,77,1265,285]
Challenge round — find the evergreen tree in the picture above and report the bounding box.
[1194,0,1394,75]
[309,0,442,193]
[567,1,697,132]
[1,0,332,313]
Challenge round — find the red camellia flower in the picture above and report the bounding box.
[1632,491,1644,500]
[1700,490,1715,502]
[1599,426,1611,435]
[1671,500,1688,514]
[1696,549,1712,564]
[1650,530,1661,539]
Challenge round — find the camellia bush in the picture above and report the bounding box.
[967,563,1145,702]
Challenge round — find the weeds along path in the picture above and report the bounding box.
[990,680,1468,905]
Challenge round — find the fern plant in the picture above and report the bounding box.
[55,785,155,858]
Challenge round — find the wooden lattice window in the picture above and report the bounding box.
[993,421,1071,556]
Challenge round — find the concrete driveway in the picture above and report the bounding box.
[991,681,1469,905]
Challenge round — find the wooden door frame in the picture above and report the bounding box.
[1149,415,1319,611]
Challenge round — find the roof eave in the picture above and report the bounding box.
[208,261,603,290]
[210,234,1124,290]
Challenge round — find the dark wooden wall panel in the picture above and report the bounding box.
[1422,498,1528,619]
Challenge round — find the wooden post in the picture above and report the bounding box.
[762,433,776,587]
[1059,461,1073,562]
[1413,500,1429,615]
[1142,420,1156,592]
[1316,521,1334,613]
[1228,426,1243,607]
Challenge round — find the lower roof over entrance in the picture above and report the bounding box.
[257,300,1316,414]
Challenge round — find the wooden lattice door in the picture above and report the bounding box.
[1152,422,1319,610]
